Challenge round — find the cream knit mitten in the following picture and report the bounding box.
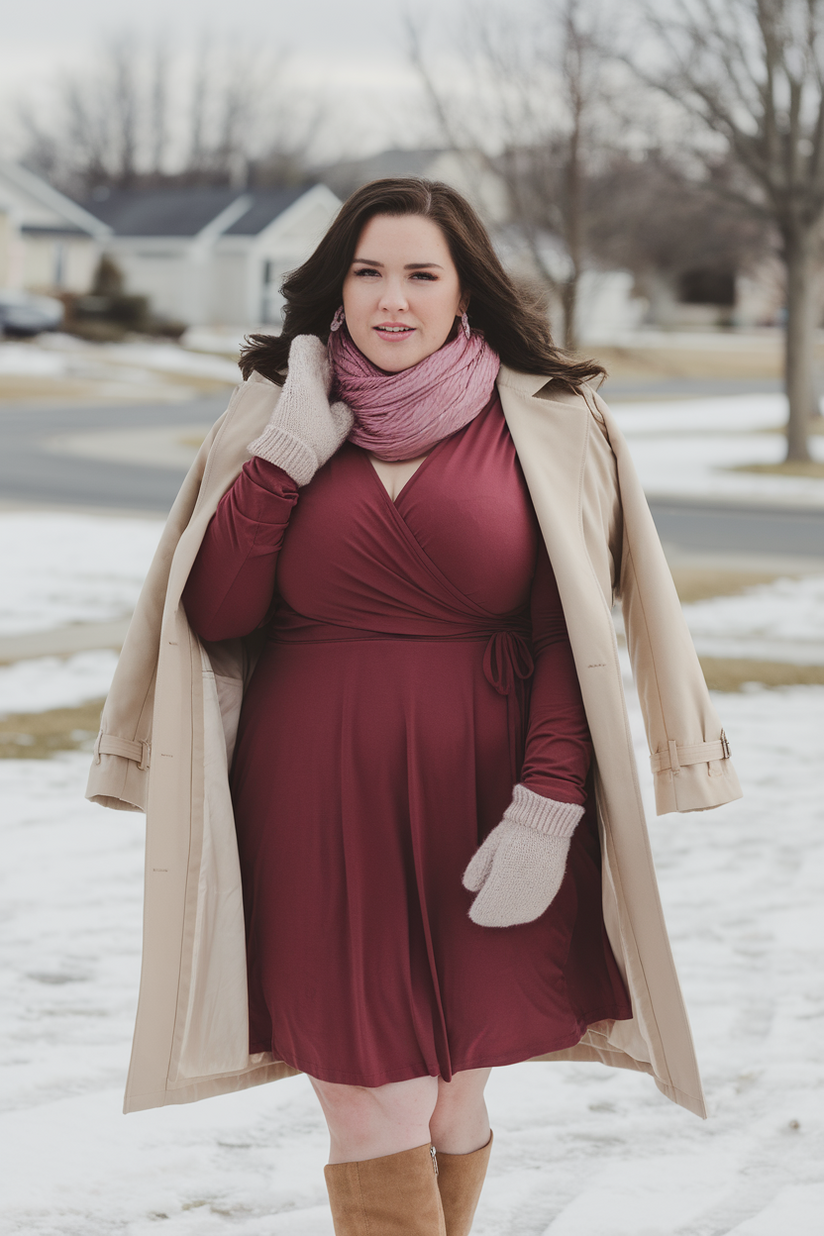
[246,335,354,486]
[463,784,585,927]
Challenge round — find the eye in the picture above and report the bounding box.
[411,271,437,281]
[353,266,380,278]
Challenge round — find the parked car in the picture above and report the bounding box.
[0,291,64,337]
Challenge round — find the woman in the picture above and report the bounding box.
[87,179,741,1236]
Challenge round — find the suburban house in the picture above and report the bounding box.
[82,184,342,328]
[0,160,110,294]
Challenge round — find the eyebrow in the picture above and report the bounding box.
[352,258,444,270]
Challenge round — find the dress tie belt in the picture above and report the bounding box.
[482,630,534,784]
[482,630,534,695]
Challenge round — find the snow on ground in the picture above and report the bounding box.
[681,574,824,664]
[0,512,162,637]
[0,335,239,403]
[0,411,822,1232]
[611,393,786,436]
[0,679,822,1235]
[609,393,824,507]
[0,334,240,384]
[0,344,67,377]
[0,651,119,715]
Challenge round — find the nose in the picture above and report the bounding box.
[379,277,409,314]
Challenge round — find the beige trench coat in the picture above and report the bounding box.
[87,366,742,1119]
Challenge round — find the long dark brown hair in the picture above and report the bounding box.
[240,177,605,389]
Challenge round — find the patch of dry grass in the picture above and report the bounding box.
[0,699,103,759]
[699,658,824,691]
[728,460,824,479]
[0,372,233,405]
[670,567,785,603]
[592,343,784,381]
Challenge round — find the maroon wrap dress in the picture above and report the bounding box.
[183,394,631,1086]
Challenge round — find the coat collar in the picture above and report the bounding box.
[495,365,591,483]
[496,364,551,401]
[496,364,593,417]
[495,364,596,589]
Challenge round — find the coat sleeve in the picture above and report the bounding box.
[85,405,235,812]
[590,389,743,815]
[520,541,592,804]
[85,373,283,813]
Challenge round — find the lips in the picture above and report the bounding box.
[374,323,414,336]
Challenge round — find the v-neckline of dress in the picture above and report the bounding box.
[363,439,444,509]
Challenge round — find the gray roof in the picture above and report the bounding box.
[83,185,311,237]
[223,188,308,235]
[0,159,111,238]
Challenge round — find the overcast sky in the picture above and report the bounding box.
[0,0,478,160]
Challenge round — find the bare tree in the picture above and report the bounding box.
[410,0,618,350]
[632,0,824,460]
[17,31,323,199]
[586,151,772,313]
[148,38,170,176]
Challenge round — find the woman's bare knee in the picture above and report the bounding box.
[309,1074,440,1164]
[429,1068,491,1155]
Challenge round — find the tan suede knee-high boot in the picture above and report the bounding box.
[433,1131,493,1236]
[324,1142,446,1235]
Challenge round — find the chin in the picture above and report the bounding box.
[360,344,428,374]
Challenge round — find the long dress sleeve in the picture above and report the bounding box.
[520,542,592,805]
[182,457,299,642]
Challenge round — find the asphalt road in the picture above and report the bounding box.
[1,395,823,559]
[0,395,227,513]
[647,497,824,559]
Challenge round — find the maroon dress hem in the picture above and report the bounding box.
[257,1012,627,1088]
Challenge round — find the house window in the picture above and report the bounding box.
[678,268,736,306]
[53,242,66,288]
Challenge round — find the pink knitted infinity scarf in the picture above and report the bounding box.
[327,324,500,462]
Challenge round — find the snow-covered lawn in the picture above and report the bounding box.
[0,680,822,1235]
[0,335,239,403]
[0,650,119,715]
[610,393,824,508]
[0,416,822,1232]
[680,574,824,664]
[0,513,162,638]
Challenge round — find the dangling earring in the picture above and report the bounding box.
[330,306,345,332]
[461,311,471,340]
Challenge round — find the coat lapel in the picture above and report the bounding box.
[496,368,591,544]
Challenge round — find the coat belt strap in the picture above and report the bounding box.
[94,732,151,771]
[650,731,730,775]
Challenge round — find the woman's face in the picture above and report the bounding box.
[341,213,469,372]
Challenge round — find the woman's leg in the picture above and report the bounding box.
[429,1071,493,1235]
[310,1074,440,1164]
[312,1072,492,1233]
[429,1068,491,1155]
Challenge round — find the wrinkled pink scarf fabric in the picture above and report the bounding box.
[327,325,500,462]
